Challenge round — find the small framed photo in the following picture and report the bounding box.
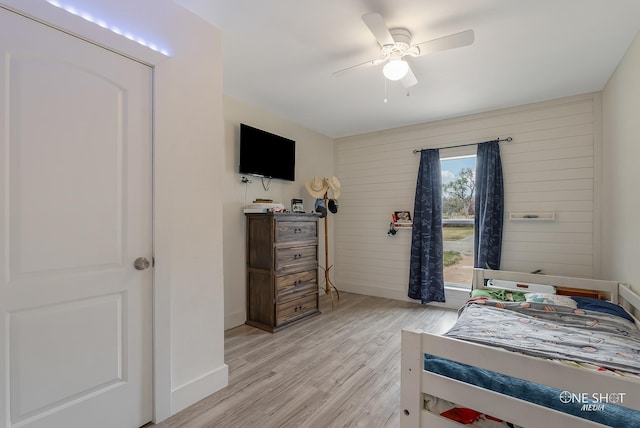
[394,211,412,222]
[291,198,305,213]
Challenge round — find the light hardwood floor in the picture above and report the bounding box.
[150,292,458,428]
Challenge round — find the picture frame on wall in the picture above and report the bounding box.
[393,211,412,222]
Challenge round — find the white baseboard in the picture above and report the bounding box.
[339,283,468,310]
[341,283,412,302]
[224,309,245,330]
[171,364,229,415]
[429,286,470,309]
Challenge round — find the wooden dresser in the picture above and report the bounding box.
[245,213,320,332]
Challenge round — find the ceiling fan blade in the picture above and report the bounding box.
[414,29,474,56]
[401,65,418,88]
[362,13,395,47]
[333,57,384,76]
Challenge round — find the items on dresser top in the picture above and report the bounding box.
[243,202,286,213]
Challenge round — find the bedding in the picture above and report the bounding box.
[524,292,577,308]
[424,354,640,427]
[445,299,640,375]
[571,296,635,323]
[470,288,526,302]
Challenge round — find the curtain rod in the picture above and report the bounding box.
[412,137,512,154]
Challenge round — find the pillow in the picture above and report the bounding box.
[525,293,578,308]
[571,297,635,323]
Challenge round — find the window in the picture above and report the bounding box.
[441,154,476,287]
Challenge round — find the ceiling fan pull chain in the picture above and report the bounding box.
[383,76,388,103]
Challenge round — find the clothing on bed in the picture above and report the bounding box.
[423,394,520,427]
[444,300,640,375]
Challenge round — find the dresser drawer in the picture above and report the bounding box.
[276,292,318,325]
[275,245,317,274]
[275,221,316,243]
[275,270,317,296]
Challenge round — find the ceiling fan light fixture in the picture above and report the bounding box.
[383,57,409,81]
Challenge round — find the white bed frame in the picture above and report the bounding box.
[400,269,640,428]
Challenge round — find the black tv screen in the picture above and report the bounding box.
[239,124,295,181]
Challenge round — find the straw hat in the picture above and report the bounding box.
[327,176,341,199]
[305,176,328,198]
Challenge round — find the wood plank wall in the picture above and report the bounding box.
[333,93,601,302]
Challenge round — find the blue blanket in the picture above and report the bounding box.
[424,354,640,427]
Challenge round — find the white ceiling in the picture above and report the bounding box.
[174,0,640,139]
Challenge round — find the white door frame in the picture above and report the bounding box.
[1,2,230,423]
[0,2,173,422]
[1,9,154,427]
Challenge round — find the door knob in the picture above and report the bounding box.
[134,257,151,270]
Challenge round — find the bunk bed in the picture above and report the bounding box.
[400,269,640,428]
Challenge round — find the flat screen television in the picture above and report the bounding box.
[239,123,296,181]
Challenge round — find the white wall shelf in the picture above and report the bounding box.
[394,222,413,228]
[509,211,555,221]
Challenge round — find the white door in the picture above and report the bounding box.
[0,8,152,428]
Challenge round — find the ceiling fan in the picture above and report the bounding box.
[334,13,474,88]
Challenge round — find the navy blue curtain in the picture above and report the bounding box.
[474,141,504,270]
[409,149,445,304]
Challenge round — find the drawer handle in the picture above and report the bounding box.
[294,280,301,286]
[293,253,302,259]
[294,228,302,233]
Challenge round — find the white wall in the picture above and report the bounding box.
[223,96,334,330]
[602,32,640,293]
[0,0,227,421]
[153,7,227,418]
[334,93,602,303]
